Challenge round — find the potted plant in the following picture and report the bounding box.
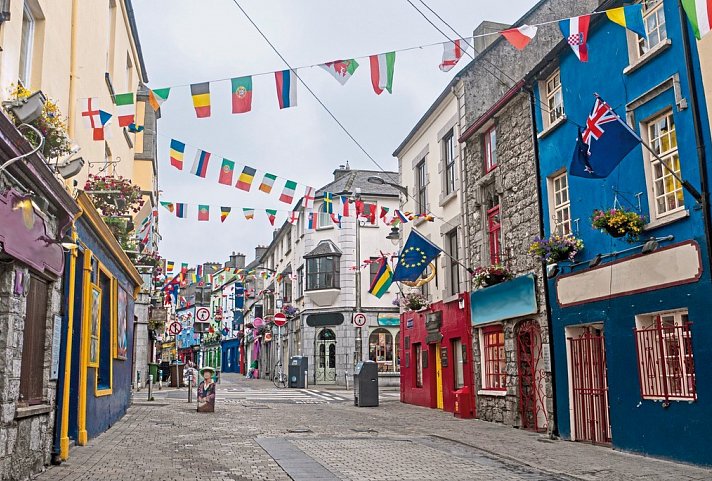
[591,208,645,242]
[473,264,514,288]
[400,292,429,311]
[529,233,584,264]
[281,303,298,318]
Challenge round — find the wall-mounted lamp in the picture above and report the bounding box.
[546,263,559,279]
[641,237,661,254]
[366,175,408,196]
[4,90,47,124]
[386,225,400,246]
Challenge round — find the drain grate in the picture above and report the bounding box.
[351,428,378,433]
[287,428,313,433]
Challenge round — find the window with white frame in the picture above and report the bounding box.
[483,127,497,173]
[296,266,304,298]
[544,69,564,127]
[634,310,696,401]
[416,159,427,213]
[19,2,35,87]
[368,328,400,373]
[443,129,456,195]
[481,325,506,391]
[550,172,572,235]
[306,255,339,290]
[646,111,683,218]
[638,0,667,56]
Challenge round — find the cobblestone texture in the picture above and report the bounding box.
[35,374,712,480]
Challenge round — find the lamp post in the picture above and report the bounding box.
[366,176,409,197]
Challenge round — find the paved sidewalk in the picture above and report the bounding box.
[36,374,712,480]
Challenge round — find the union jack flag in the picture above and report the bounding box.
[582,98,619,146]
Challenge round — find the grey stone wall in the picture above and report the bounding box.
[133,292,151,389]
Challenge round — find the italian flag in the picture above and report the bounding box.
[682,0,711,39]
[369,52,395,95]
[114,92,135,127]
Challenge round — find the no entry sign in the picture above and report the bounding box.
[274,313,287,327]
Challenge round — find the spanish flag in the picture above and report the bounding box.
[368,257,393,299]
[236,166,257,191]
[190,82,211,118]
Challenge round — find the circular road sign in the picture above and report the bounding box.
[168,321,182,336]
[353,313,367,327]
[196,307,210,322]
[274,312,287,327]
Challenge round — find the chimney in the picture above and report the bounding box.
[254,245,268,261]
[333,161,351,181]
[473,21,510,54]
[235,253,246,269]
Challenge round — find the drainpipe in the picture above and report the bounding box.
[527,87,559,438]
[67,0,79,138]
[678,0,712,277]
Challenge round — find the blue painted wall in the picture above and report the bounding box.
[532,2,712,465]
[221,338,241,373]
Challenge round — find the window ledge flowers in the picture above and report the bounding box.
[591,208,645,242]
[400,292,429,311]
[529,234,584,264]
[473,264,514,288]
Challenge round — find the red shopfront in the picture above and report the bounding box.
[400,294,475,415]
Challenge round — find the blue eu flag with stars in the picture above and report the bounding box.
[393,229,442,282]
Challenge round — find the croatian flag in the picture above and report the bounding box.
[559,15,590,62]
[275,69,297,109]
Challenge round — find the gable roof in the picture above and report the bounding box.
[316,169,400,198]
[304,240,342,258]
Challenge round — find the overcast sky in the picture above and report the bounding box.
[132,0,536,267]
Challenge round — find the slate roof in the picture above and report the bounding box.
[304,240,342,258]
[316,169,400,198]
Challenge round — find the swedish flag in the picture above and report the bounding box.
[393,229,442,282]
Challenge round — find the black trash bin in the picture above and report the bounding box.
[354,360,379,407]
[288,356,308,388]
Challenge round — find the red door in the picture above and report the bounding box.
[517,321,547,432]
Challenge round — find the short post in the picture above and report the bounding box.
[148,374,153,400]
[136,370,141,392]
[345,371,349,390]
[304,370,308,390]
[186,369,193,403]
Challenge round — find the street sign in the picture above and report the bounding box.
[168,321,183,336]
[274,312,287,327]
[196,307,210,322]
[353,313,367,327]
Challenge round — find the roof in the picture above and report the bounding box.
[315,169,400,198]
[124,0,149,83]
[304,240,342,258]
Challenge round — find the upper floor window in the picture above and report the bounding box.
[19,2,35,87]
[446,229,460,296]
[286,231,292,252]
[443,130,456,194]
[316,203,333,230]
[550,172,572,235]
[296,266,304,298]
[545,69,564,127]
[646,111,683,218]
[416,159,427,213]
[487,205,502,265]
[638,0,667,56]
[306,255,340,290]
[483,127,497,173]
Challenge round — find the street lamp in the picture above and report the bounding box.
[386,225,400,246]
[367,176,408,197]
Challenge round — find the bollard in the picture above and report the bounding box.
[345,371,349,390]
[148,374,153,400]
[304,370,308,390]
[187,375,192,403]
[136,370,141,392]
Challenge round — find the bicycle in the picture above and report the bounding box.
[273,361,288,388]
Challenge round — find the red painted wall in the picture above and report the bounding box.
[400,294,475,415]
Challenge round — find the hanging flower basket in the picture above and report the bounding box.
[591,208,645,242]
[529,234,584,264]
[473,264,514,288]
[400,292,429,311]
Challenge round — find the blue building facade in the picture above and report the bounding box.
[531,0,712,465]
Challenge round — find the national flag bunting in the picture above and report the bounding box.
[501,25,538,50]
[362,202,377,224]
[307,211,315,229]
[439,39,469,72]
[303,186,316,209]
[323,192,334,213]
[190,82,211,118]
[220,207,231,223]
[287,211,300,225]
[606,5,646,38]
[681,0,711,39]
[176,203,188,218]
[330,213,342,228]
[340,195,351,217]
[190,149,211,178]
[259,173,277,193]
[559,15,591,62]
[167,261,175,272]
[320,59,359,85]
[114,92,135,127]
[148,87,170,111]
[181,263,188,273]
[236,166,257,191]
[243,208,255,220]
[218,158,235,185]
[198,205,210,221]
[160,201,175,213]
[394,210,409,224]
[369,52,395,95]
[279,180,297,204]
[92,110,112,141]
[169,139,185,170]
[275,69,297,109]
[231,76,253,113]
[393,229,442,282]
[380,206,390,221]
[81,97,102,129]
[368,257,393,299]
[266,209,277,226]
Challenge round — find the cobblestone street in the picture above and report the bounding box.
[34,374,712,481]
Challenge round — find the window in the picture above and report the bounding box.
[487,206,502,265]
[634,310,695,401]
[446,229,460,296]
[306,256,339,290]
[544,69,564,127]
[97,271,112,390]
[646,112,683,218]
[296,266,304,298]
[19,275,48,405]
[638,0,667,56]
[369,257,380,286]
[19,2,35,87]
[483,127,497,173]
[551,172,572,235]
[369,328,398,372]
[286,231,292,252]
[281,278,292,303]
[316,203,333,230]
[453,339,464,389]
[125,52,133,91]
[106,0,117,73]
[419,262,436,300]
[443,129,456,194]
[415,343,423,387]
[416,159,427,213]
[482,325,506,390]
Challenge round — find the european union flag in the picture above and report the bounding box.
[393,229,442,282]
[570,96,641,178]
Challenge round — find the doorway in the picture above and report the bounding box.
[315,328,337,384]
[435,343,443,409]
[517,320,547,432]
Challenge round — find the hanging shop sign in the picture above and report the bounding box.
[306,312,344,327]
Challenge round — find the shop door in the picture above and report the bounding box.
[568,327,611,445]
[517,321,548,432]
[316,329,337,384]
[435,343,443,409]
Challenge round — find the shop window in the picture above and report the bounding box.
[644,111,683,220]
[634,310,696,401]
[453,338,464,389]
[369,328,397,372]
[482,325,506,391]
[483,127,497,173]
[19,274,49,405]
[415,343,423,387]
[487,205,502,265]
[549,172,572,235]
[97,272,112,390]
[638,0,667,57]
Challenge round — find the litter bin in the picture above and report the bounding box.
[353,360,379,407]
[454,386,475,419]
[148,363,159,384]
[170,361,184,388]
[289,356,308,388]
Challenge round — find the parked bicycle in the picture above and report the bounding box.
[273,361,287,388]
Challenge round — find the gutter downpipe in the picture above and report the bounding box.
[67,0,79,139]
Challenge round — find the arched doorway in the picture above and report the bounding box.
[516,320,548,432]
[315,328,337,384]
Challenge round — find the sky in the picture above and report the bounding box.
[132,0,535,267]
